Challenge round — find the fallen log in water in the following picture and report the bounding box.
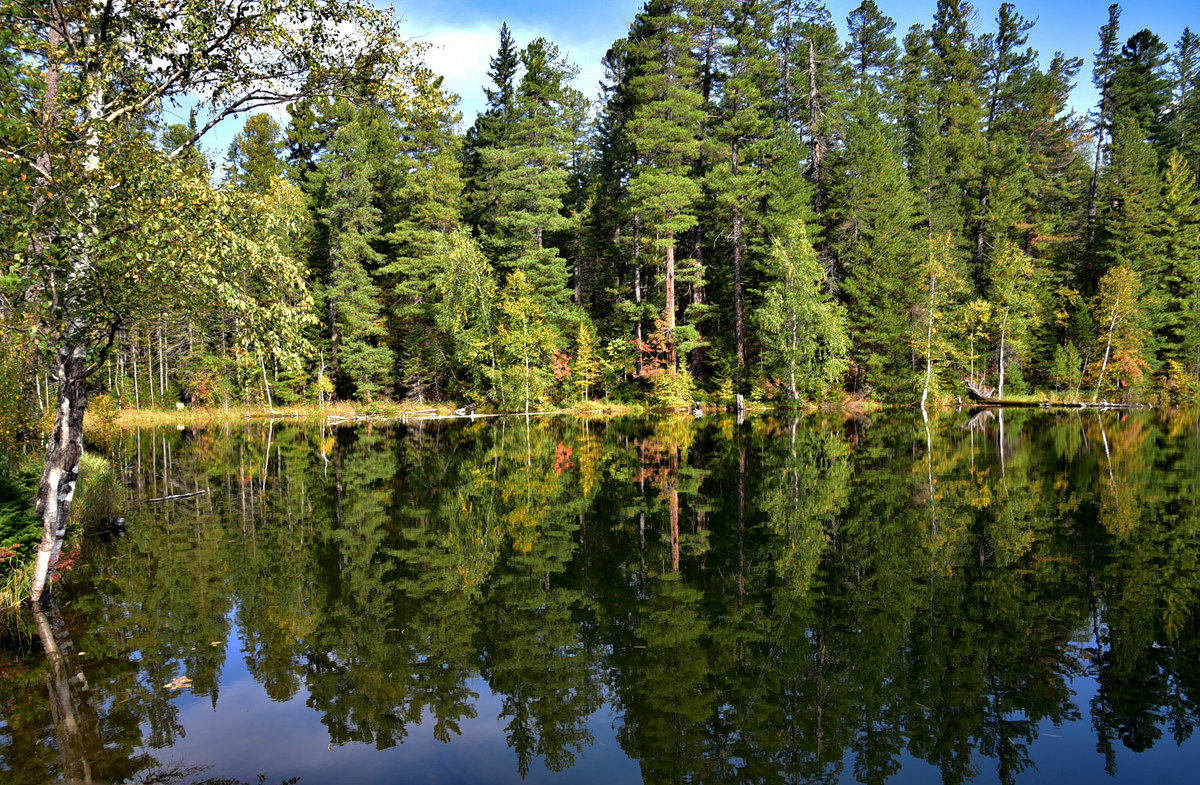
[143,490,208,504]
[962,379,1151,410]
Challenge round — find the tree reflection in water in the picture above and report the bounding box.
[0,410,1198,784]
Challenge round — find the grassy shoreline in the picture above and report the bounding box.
[95,389,1164,431]
[105,399,654,428]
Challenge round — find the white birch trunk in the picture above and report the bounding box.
[1093,293,1120,402]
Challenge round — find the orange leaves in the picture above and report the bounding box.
[553,442,574,475]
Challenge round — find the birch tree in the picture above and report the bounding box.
[759,221,849,401]
[0,0,436,603]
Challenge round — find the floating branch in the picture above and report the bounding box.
[143,490,208,504]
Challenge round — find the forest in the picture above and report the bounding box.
[3,0,1200,431]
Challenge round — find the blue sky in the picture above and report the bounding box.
[186,1,1196,165]
[402,0,1195,123]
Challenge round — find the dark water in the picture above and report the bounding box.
[2,410,1200,785]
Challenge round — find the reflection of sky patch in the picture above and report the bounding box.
[136,623,639,785]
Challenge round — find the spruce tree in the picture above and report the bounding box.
[311,106,395,400]
[385,87,464,402]
[829,113,922,399]
[929,0,985,280]
[1097,115,1168,370]
[226,113,287,194]
[831,0,921,399]
[484,38,582,314]
[1159,151,1200,379]
[463,24,521,235]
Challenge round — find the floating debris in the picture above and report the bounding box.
[164,676,193,691]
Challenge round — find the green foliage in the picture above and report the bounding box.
[435,229,501,403]
[4,0,1197,414]
[496,270,560,412]
[758,222,850,401]
[573,323,603,402]
[1050,341,1084,396]
[1091,265,1151,399]
[0,315,38,458]
[0,456,39,578]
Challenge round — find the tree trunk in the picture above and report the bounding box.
[30,343,88,603]
[665,230,677,371]
[733,203,745,373]
[689,224,705,378]
[131,335,140,408]
[1094,293,1120,401]
[998,308,1008,399]
[633,215,643,375]
[669,447,680,573]
[921,267,936,412]
[808,38,824,215]
[31,33,110,604]
[146,327,155,409]
[33,601,103,780]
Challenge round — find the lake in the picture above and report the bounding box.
[2,410,1199,784]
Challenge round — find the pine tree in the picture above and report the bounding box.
[625,0,705,371]
[846,0,901,108]
[1087,4,1122,245]
[1164,28,1200,176]
[777,1,847,222]
[1111,29,1172,146]
[713,0,779,377]
[972,2,1038,277]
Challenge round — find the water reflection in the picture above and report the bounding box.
[1,411,1199,783]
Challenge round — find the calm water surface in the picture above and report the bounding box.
[2,410,1200,784]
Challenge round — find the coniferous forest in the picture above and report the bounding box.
[3,0,1200,427]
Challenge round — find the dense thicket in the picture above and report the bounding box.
[6,0,1200,414]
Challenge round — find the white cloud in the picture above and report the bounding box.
[408,20,617,124]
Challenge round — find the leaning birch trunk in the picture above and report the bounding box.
[921,267,936,413]
[30,346,88,603]
[1093,292,1120,402]
[31,43,105,605]
[998,309,1008,399]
